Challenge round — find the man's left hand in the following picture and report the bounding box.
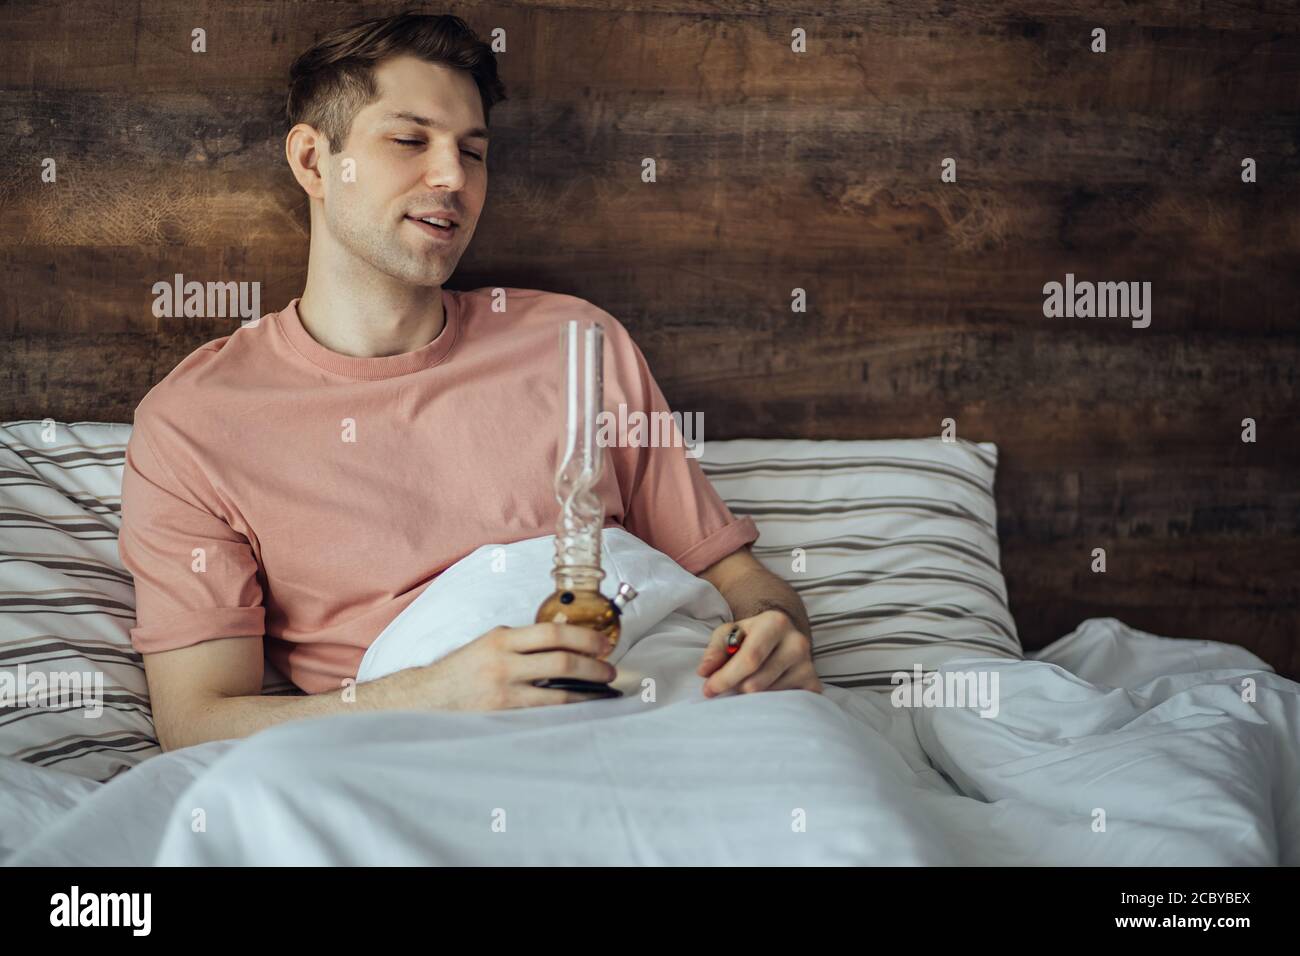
[696,609,823,697]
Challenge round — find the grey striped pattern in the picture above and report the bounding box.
[698,438,1022,691]
[0,420,298,782]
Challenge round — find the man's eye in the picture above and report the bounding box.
[394,139,481,161]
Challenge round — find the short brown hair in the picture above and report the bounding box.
[286,11,507,153]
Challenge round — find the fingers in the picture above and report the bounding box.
[766,659,824,694]
[502,622,610,659]
[696,621,738,678]
[733,647,797,695]
[703,632,782,697]
[769,632,819,693]
[513,650,616,687]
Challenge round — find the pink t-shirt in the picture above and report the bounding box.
[118,287,758,694]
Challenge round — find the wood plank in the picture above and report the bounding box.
[1004,538,1300,675]
[3,1,1298,105]
[1,0,1295,678]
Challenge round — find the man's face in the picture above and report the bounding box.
[317,54,488,286]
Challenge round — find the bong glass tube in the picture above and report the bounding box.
[552,318,606,593]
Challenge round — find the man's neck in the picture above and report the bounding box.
[297,251,446,360]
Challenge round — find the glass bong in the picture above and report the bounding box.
[532,318,637,699]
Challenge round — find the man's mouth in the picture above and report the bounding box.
[405,215,458,240]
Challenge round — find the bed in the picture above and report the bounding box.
[2,420,1296,865]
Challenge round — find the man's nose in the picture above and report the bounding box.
[423,146,468,192]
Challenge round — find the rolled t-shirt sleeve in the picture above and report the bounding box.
[602,317,759,575]
[118,412,265,654]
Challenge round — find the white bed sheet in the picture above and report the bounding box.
[4,612,1295,866]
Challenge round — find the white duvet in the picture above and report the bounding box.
[4,530,1298,866]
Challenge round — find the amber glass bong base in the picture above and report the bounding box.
[533,580,637,698]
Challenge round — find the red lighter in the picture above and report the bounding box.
[725,624,745,656]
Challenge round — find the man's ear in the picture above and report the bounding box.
[285,123,328,200]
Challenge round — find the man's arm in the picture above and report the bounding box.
[695,546,822,695]
[142,635,423,752]
[143,621,623,752]
[697,546,812,639]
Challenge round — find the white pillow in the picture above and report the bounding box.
[697,437,1021,690]
[358,526,731,682]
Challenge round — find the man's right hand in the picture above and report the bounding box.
[398,622,617,711]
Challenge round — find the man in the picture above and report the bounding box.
[120,12,821,753]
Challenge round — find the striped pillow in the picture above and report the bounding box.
[0,420,297,782]
[697,437,1021,691]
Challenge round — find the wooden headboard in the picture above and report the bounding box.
[2,2,1296,678]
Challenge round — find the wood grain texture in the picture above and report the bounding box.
[1,1,1296,677]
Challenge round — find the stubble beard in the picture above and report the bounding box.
[326,198,447,288]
